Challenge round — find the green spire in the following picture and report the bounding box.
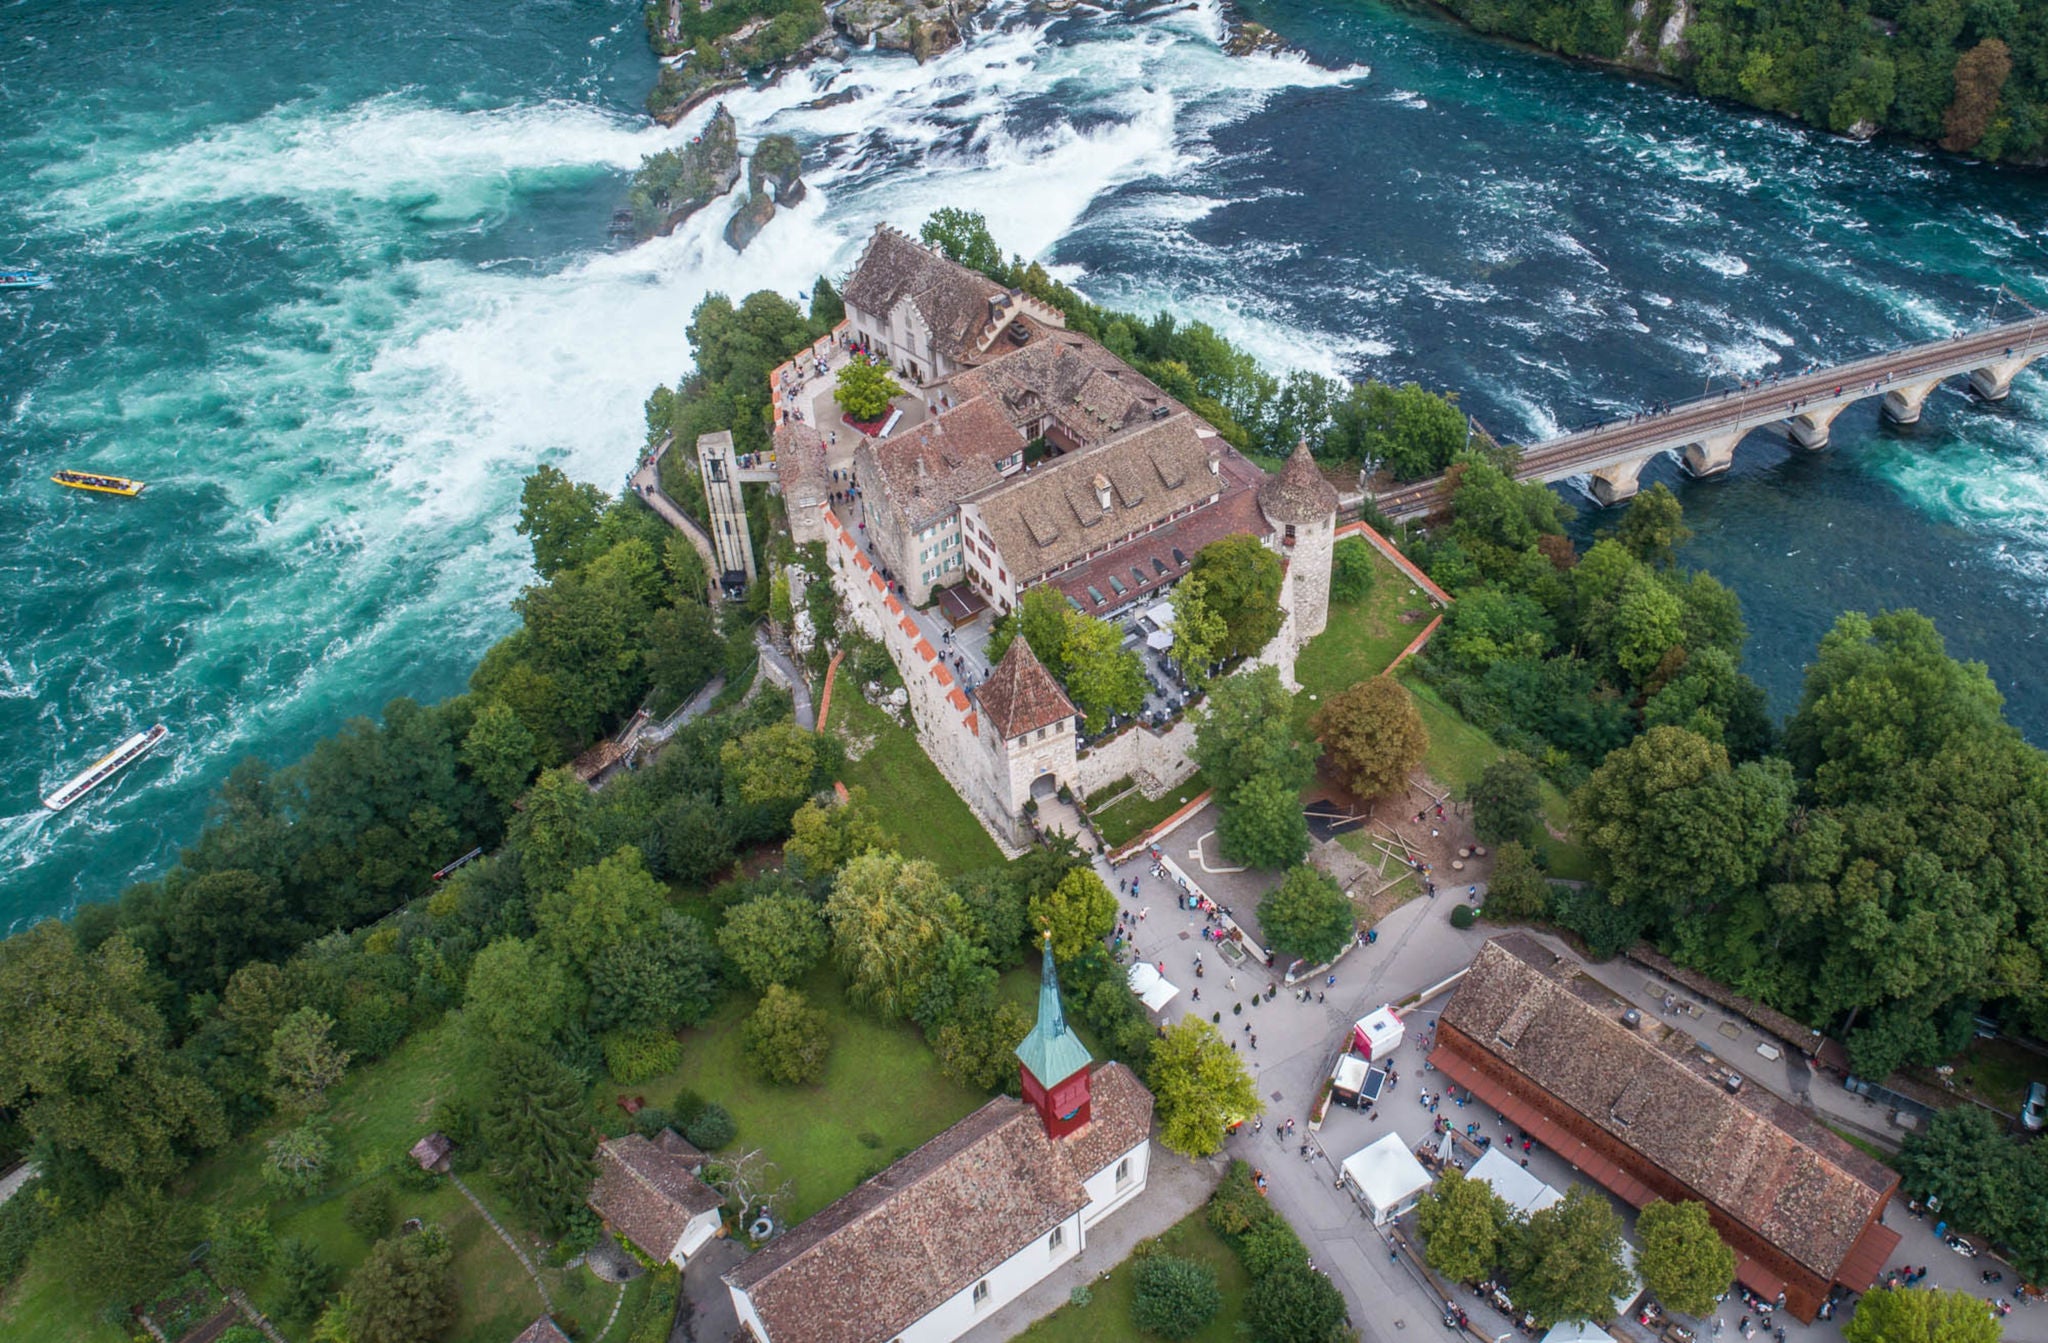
[1016,933,1093,1089]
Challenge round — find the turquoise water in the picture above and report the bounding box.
[3,0,2045,928]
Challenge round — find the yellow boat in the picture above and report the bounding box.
[52,470,146,497]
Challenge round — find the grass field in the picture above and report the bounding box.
[1012,1209,1249,1343]
[1091,774,1210,849]
[830,686,1003,877]
[1292,541,1439,734]
[641,967,991,1225]
[1398,677,1595,882]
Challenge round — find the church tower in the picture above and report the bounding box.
[1016,934,1094,1139]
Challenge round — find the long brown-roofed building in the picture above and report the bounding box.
[725,950,1154,1343]
[1430,936,1899,1321]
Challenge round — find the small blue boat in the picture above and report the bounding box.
[0,269,50,291]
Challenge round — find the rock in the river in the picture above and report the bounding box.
[832,0,991,61]
[627,104,741,238]
[724,189,778,251]
[724,134,806,252]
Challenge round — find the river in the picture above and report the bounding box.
[1,0,2043,928]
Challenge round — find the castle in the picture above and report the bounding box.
[776,225,1339,849]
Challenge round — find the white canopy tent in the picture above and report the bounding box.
[1127,961,1180,1014]
[1468,1147,1563,1216]
[1340,1132,1433,1226]
[1541,1321,1612,1343]
[1146,629,1174,651]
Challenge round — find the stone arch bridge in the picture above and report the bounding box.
[1375,316,2048,516]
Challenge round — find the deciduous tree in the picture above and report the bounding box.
[587,909,722,1033]
[1481,840,1550,920]
[1845,1286,2001,1343]
[1148,1018,1262,1157]
[264,1120,333,1195]
[718,892,831,990]
[834,359,904,422]
[1131,1255,1223,1340]
[536,845,668,975]
[1312,677,1427,801]
[1190,535,1285,658]
[1466,752,1542,846]
[1508,1185,1632,1328]
[350,1226,457,1343]
[266,1006,353,1112]
[1192,665,1317,796]
[825,851,961,1018]
[1245,1259,1350,1343]
[742,984,832,1084]
[720,721,820,809]
[1416,1168,1513,1284]
[932,997,1033,1093]
[461,700,540,807]
[1610,483,1692,567]
[1636,1200,1736,1316]
[1329,535,1377,603]
[1030,868,1118,963]
[783,786,886,877]
[1170,574,1230,685]
[1218,772,1312,870]
[1258,866,1355,965]
[462,936,575,1051]
[517,465,608,580]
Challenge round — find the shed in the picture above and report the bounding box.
[1330,1055,1386,1108]
[512,1318,572,1343]
[1351,1005,1406,1060]
[1127,961,1180,1015]
[1340,1132,1433,1225]
[410,1132,452,1174]
[1468,1146,1562,1216]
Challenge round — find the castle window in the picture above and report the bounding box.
[1049,1225,1066,1253]
[973,1280,990,1308]
[1115,1157,1132,1187]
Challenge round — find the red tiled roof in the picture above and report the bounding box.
[511,1318,571,1343]
[1050,481,1268,615]
[588,1131,722,1259]
[975,637,1075,740]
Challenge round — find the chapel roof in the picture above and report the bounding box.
[724,1063,1151,1343]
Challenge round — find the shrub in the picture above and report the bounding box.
[1208,1160,1275,1240]
[263,1121,332,1196]
[632,1106,674,1139]
[0,1184,52,1291]
[1130,1254,1222,1340]
[1239,1218,1311,1278]
[1450,904,1477,930]
[683,1103,737,1151]
[1330,535,1377,603]
[345,1183,394,1242]
[603,1027,684,1085]
[1246,1259,1349,1343]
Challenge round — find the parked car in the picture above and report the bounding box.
[2023,1081,2046,1132]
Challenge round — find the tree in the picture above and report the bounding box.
[1416,1168,1513,1283]
[1149,1018,1262,1157]
[1636,1200,1736,1317]
[1190,535,1285,658]
[266,1007,353,1112]
[720,720,820,809]
[834,359,904,422]
[1218,772,1312,870]
[1845,1286,2002,1343]
[1245,1259,1350,1343]
[587,910,723,1033]
[462,937,575,1050]
[1610,571,1688,686]
[645,601,724,704]
[1481,840,1550,919]
[783,787,886,877]
[933,997,1033,1092]
[1507,1185,1632,1328]
[156,868,296,998]
[507,767,600,893]
[1169,575,1230,685]
[461,700,539,807]
[66,1185,201,1309]
[274,1237,336,1324]
[1329,535,1377,603]
[0,923,226,1186]
[825,851,961,1018]
[985,585,1074,674]
[1942,39,2013,152]
[1611,483,1692,567]
[1258,866,1355,965]
[921,207,1005,276]
[1131,1254,1223,1340]
[809,275,844,326]
[480,1045,597,1234]
[1643,647,1774,761]
[1465,752,1541,846]
[644,792,735,885]
[346,1183,396,1242]
[743,984,832,1084]
[536,845,669,974]
[1059,610,1148,731]
[350,1227,457,1343]
[718,893,831,990]
[263,1120,333,1194]
[1312,677,1427,801]
[1192,665,1318,795]
[1030,867,1118,963]
[517,465,608,580]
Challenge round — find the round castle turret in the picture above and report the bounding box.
[1258,440,1340,643]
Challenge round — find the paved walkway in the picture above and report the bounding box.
[449,1173,556,1315]
[754,630,814,729]
[956,1147,1223,1343]
[631,436,721,604]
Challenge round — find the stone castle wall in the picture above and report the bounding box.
[1075,714,1200,800]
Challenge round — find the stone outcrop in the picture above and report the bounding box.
[628,105,741,238]
[832,0,992,62]
[723,134,806,253]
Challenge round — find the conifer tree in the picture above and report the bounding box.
[479,1045,597,1234]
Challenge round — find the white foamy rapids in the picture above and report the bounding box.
[42,95,677,230]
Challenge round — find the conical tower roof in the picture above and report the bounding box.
[977,636,1076,741]
[1015,934,1093,1091]
[1259,439,1339,525]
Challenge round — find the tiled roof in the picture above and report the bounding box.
[860,397,1025,530]
[1439,936,1894,1281]
[1052,481,1267,615]
[1258,440,1339,525]
[588,1130,723,1258]
[973,415,1234,584]
[976,636,1075,741]
[949,332,1182,448]
[725,1063,1152,1343]
[775,420,830,511]
[511,1318,571,1343]
[842,226,1008,369]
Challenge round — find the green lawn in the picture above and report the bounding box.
[1091,773,1210,850]
[1013,1209,1250,1343]
[638,967,991,1225]
[1398,676,1596,883]
[1292,543,1439,733]
[830,687,1003,877]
